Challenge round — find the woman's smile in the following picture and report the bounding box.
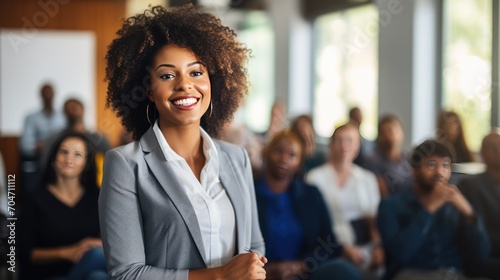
[170,96,200,110]
[149,44,211,127]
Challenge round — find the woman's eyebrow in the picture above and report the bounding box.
[155,61,202,71]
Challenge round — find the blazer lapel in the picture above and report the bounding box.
[217,144,246,253]
[140,127,208,265]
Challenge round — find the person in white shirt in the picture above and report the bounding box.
[306,123,383,279]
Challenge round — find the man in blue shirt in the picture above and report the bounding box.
[377,140,490,280]
[19,84,66,158]
[19,84,66,191]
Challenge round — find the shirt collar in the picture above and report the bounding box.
[152,120,218,163]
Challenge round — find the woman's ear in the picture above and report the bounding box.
[147,88,154,102]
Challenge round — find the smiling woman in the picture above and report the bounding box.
[148,45,211,132]
[99,4,267,280]
[105,5,249,140]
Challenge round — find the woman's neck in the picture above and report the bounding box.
[159,121,203,160]
[264,173,291,194]
[53,177,82,192]
[331,159,352,174]
[329,160,352,187]
[49,177,84,207]
[159,120,205,181]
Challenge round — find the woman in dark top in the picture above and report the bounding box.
[19,132,107,280]
[255,130,361,280]
[436,110,475,163]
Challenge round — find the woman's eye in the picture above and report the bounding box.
[159,73,174,80]
[75,153,82,157]
[192,71,203,77]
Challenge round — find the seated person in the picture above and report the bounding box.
[255,130,361,280]
[19,84,66,191]
[436,110,475,163]
[43,98,112,186]
[348,107,375,167]
[458,131,500,279]
[18,132,107,280]
[378,140,490,280]
[306,124,383,279]
[19,84,66,159]
[290,115,327,173]
[365,115,414,196]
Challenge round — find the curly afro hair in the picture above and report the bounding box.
[105,4,250,140]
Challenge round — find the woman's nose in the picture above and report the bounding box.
[174,74,193,91]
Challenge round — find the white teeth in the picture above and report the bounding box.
[173,98,197,106]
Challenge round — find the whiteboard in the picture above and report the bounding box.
[0,29,96,135]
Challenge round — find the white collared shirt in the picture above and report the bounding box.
[153,121,236,267]
[306,163,380,245]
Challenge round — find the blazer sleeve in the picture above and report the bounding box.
[99,149,189,280]
[241,146,266,256]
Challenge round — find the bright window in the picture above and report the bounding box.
[442,0,492,151]
[236,12,275,133]
[313,4,378,139]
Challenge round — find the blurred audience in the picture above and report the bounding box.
[260,101,288,143]
[436,110,475,163]
[306,124,383,279]
[365,114,414,196]
[53,98,110,154]
[255,130,361,280]
[19,132,107,280]
[19,83,66,191]
[19,84,66,158]
[349,107,375,168]
[43,98,111,186]
[378,140,490,280]
[458,130,500,279]
[220,123,264,179]
[291,114,327,173]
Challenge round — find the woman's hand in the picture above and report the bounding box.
[60,238,103,263]
[218,252,267,280]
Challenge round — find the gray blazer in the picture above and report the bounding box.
[98,127,265,280]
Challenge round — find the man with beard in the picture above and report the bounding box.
[377,140,490,280]
[365,114,414,196]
